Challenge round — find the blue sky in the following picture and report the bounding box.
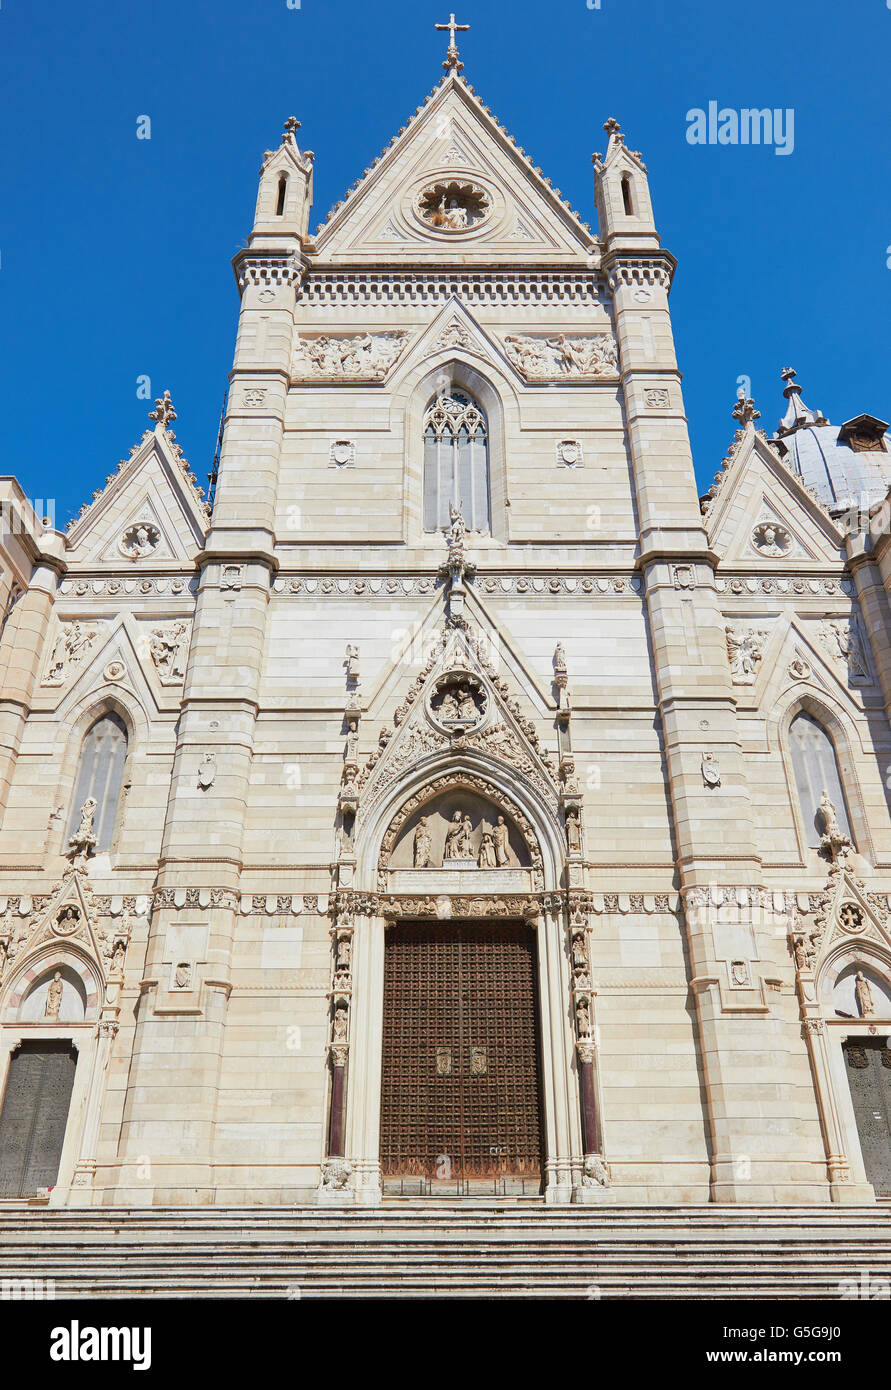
[0,0,887,528]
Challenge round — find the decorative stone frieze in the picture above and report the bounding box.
[272,573,643,596]
[291,331,409,380]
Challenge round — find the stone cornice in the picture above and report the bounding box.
[601,251,676,291]
[233,251,305,294]
[297,270,606,308]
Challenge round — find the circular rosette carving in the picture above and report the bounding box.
[751,521,791,558]
[120,522,161,559]
[839,902,866,934]
[416,180,491,233]
[428,673,487,733]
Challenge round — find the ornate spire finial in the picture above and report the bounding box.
[603,117,623,139]
[283,116,301,144]
[435,12,469,71]
[732,391,760,428]
[148,390,177,429]
[777,366,823,436]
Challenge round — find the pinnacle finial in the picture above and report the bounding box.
[732,391,760,428]
[603,117,623,139]
[435,12,469,71]
[282,116,301,144]
[148,390,177,429]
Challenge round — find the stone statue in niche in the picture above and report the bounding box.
[413,816,433,868]
[332,1003,349,1044]
[492,816,509,867]
[855,969,876,1018]
[751,521,791,557]
[44,971,64,1021]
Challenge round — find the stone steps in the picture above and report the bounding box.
[2,1206,889,1298]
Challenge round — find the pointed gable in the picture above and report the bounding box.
[64,420,209,570]
[312,75,597,266]
[704,425,846,567]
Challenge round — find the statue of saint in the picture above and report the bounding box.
[477,831,496,868]
[457,686,478,720]
[44,971,64,1021]
[438,689,459,720]
[413,817,432,868]
[492,816,509,866]
[443,811,466,860]
[855,969,876,1018]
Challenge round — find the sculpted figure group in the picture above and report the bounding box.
[413,809,511,869]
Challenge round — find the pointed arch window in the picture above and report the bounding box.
[66,713,128,852]
[789,710,852,848]
[423,391,491,534]
[621,174,634,216]
[275,173,288,217]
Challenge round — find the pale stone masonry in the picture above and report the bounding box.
[0,52,890,1214]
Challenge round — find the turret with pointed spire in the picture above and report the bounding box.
[250,115,314,243]
[592,117,658,251]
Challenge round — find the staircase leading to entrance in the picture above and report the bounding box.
[1,1205,890,1298]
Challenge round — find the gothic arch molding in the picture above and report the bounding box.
[2,942,102,1023]
[355,749,566,895]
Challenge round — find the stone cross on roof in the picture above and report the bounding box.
[435,12,469,71]
[282,116,301,144]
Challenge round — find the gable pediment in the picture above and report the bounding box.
[313,78,596,265]
[64,428,209,569]
[705,429,845,565]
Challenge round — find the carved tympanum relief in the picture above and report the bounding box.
[385,790,528,872]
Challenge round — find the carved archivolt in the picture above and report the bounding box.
[378,772,544,892]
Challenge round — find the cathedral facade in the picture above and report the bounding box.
[2,45,891,1215]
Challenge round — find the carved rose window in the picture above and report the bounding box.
[416,180,490,232]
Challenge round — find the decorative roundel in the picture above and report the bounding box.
[52,905,81,936]
[751,520,791,557]
[416,180,491,233]
[427,672,487,732]
[120,522,160,559]
[839,902,866,933]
